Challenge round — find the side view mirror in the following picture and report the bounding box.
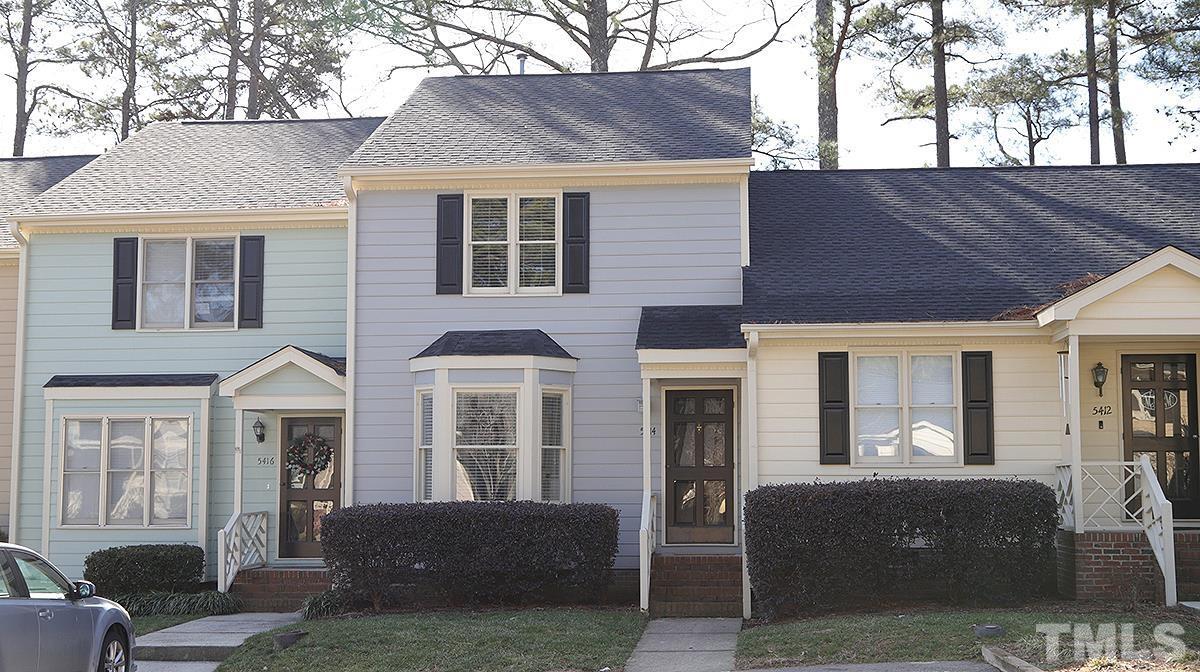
[71,580,96,600]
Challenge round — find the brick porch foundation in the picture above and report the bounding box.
[1055,528,1200,603]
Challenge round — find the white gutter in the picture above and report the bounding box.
[339,157,753,181]
[7,243,28,542]
[10,205,348,229]
[743,320,1046,338]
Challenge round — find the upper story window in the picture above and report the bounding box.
[465,193,560,295]
[141,237,237,329]
[854,352,959,464]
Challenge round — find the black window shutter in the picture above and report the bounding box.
[111,238,138,330]
[238,236,265,329]
[562,192,590,293]
[436,194,464,294]
[818,352,851,465]
[962,351,995,465]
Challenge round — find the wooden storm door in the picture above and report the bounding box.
[665,390,735,544]
[280,417,342,558]
[1122,355,1200,519]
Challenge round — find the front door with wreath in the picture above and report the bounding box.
[280,417,342,558]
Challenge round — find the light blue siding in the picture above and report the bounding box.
[354,183,743,567]
[17,227,346,577]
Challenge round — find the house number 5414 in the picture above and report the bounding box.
[1091,405,1113,416]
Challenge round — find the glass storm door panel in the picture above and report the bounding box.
[665,390,735,544]
[280,417,342,558]
[1122,355,1200,519]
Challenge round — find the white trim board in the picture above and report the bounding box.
[410,355,577,373]
[43,384,217,401]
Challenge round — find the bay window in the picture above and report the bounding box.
[62,416,191,527]
[854,352,959,463]
[465,193,560,295]
[141,237,237,329]
[454,392,519,501]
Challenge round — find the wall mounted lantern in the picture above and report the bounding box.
[1092,362,1109,397]
[253,418,266,443]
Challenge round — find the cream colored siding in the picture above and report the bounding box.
[755,339,1064,484]
[0,261,16,533]
[1070,266,1200,336]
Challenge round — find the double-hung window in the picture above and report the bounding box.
[453,392,519,501]
[141,237,238,329]
[540,391,567,502]
[854,352,959,463]
[416,391,434,501]
[61,416,191,527]
[465,193,560,294]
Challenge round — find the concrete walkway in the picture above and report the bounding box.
[134,612,301,671]
[740,663,994,672]
[626,618,742,672]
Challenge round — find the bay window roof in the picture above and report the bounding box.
[412,329,575,360]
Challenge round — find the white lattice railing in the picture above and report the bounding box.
[1057,460,1177,606]
[217,510,268,593]
[1138,454,1178,606]
[638,491,657,612]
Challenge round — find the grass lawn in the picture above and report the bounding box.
[216,607,647,672]
[133,614,201,635]
[736,604,1200,670]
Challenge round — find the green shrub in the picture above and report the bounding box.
[114,591,241,616]
[301,588,356,620]
[84,544,204,596]
[744,478,1058,618]
[321,501,620,610]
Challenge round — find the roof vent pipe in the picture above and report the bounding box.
[516,53,527,74]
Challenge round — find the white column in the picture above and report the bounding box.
[642,378,652,495]
[518,368,537,501]
[1068,334,1084,527]
[743,331,759,619]
[233,408,244,516]
[432,369,453,500]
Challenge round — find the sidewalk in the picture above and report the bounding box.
[626,618,742,672]
[134,612,300,672]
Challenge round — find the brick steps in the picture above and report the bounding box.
[230,568,331,612]
[650,555,742,618]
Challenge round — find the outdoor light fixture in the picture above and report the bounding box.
[1092,362,1110,397]
[253,418,266,443]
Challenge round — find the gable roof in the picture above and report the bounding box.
[636,305,745,349]
[20,118,384,217]
[1036,245,1200,325]
[413,329,575,359]
[0,155,95,247]
[344,69,751,170]
[218,345,347,397]
[744,164,1200,325]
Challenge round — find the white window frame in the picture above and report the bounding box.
[414,388,434,502]
[463,191,562,296]
[850,349,962,466]
[58,414,193,528]
[137,235,240,331]
[451,386,522,502]
[538,385,572,503]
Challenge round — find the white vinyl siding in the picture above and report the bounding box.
[464,193,561,295]
[60,415,191,528]
[139,236,238,330]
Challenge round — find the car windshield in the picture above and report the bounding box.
[11,553,71,599]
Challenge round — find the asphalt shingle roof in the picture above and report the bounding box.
[344,69,751,168]
[745,165,1200,324]
[413,329,575,359]
[0,155,95,247]
[22,118,384,216]
[45,373,219,388]
[636,305,745,349]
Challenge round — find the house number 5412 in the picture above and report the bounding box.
[1091,405,1113,416]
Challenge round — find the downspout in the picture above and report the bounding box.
[741,329,760,619]
[343,176,356,505]
[8,230,29,543]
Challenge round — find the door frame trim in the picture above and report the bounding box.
[277,413,345,559]
[659,384,740,547]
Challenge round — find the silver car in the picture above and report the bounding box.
[0,542,135,672]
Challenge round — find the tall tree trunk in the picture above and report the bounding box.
[246,0,263,118]
[1106,0,1127,163]
[585,0,610,72]
[224,0,239,119]
[120,0,137,139]
[12,0,33,156]
[1085,0,1101,164]
[1026,116,1036,166]
[930,0,950,167]
[815,0,838,169]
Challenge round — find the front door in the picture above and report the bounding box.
[1122,355,1200,519]
[665,390,735,544]
[280,417,342,558]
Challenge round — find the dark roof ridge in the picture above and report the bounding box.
[180,116,386,125]
[428,67,735,80]
[756,161,1200,175]
[0,154,97,162]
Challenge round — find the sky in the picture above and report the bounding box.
[1,0,1196,168]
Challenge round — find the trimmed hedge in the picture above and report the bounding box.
[321,501,620,610]
[114,591,241,616]
[84,544,205,596]
[744,478,1058,617]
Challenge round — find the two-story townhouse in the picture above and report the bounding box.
[0,155,95,537]
[6,119,381,582]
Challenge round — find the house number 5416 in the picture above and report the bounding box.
[1091,405,1113,416]
[257,456,276,466]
